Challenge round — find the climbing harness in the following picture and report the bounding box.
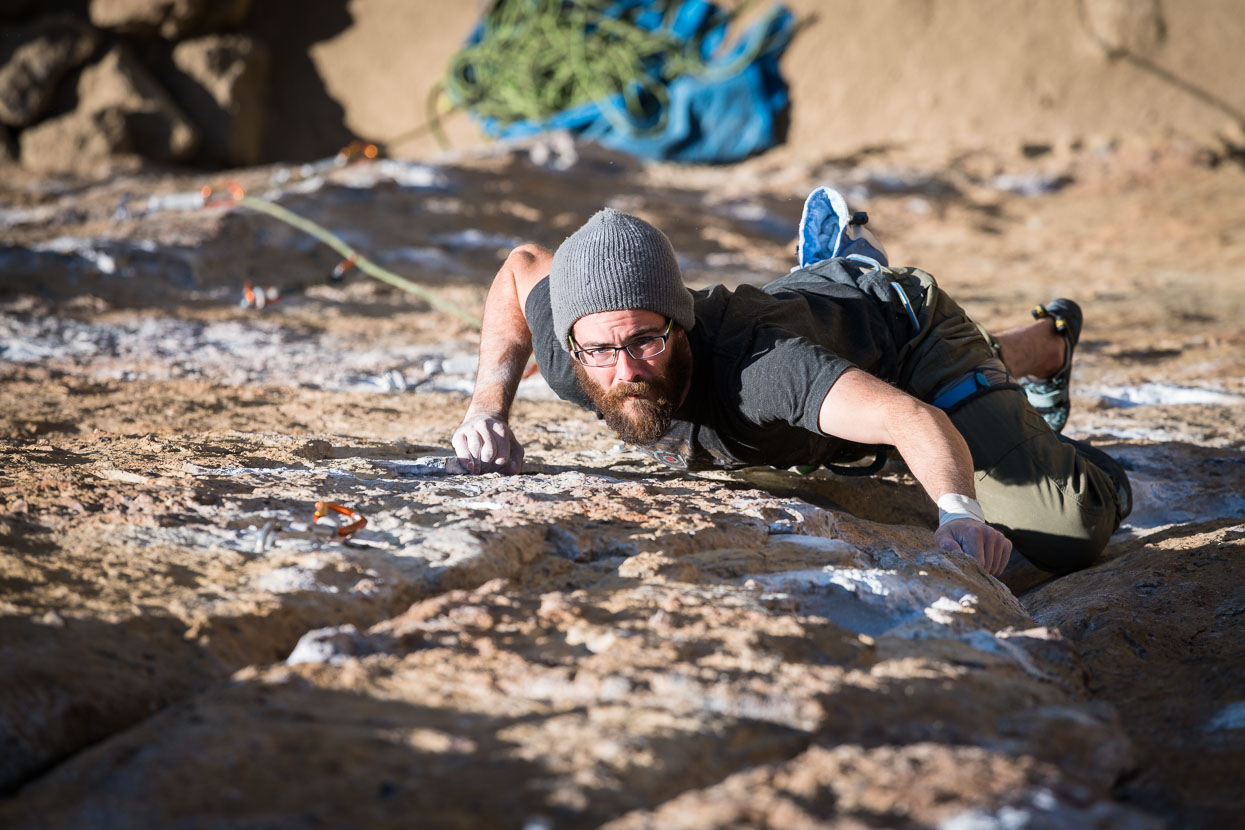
[929,366,1019,415]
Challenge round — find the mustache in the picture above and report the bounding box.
[609,381,662,399]
[603,381,679,411]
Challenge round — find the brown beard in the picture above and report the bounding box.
[573,332,692,445]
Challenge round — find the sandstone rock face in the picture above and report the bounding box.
[0,480,1153,828]
[1022,523,1245,828]
[89,0,252,39]
[0,613,226,794]
[605,744,1163,830]
[0,366,1168,828]
[18,45,197,172]
[0,141,1243,826]
[167,34,268,166]
[0,14,98,128]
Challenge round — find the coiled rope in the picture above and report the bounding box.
[443,0,764,136]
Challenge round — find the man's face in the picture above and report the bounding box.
[570,309,692,444]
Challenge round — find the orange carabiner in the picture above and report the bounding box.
[312,501,367,538]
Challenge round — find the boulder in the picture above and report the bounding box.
[166,34,268,166]
[17,107,132,170]
[1080,0,1167,58]
[0,14,99,127]
[89,0,252,39]
[19,45,198,172]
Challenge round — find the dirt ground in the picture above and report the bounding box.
[2,131,1244,826]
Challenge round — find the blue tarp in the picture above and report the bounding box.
[458,0,795,164]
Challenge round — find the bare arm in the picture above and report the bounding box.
[451,244,552,474]
[818,368,975,500]
[817,369,1012,574]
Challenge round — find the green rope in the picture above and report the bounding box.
[237,194,483,329]
[445,0,759,133]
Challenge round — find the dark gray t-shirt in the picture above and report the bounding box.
[526,258,913,471]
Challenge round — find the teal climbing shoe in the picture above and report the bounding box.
[1019,298,1082,433]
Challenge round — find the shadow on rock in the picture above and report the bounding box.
[1021,520,1245,829]
[245,0,356,162]
[0,672,809,829]
[0,613,224,795]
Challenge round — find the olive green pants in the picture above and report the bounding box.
[888,267,1122,572]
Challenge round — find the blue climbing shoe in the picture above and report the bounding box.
[1020,298,1082,433]
[796,186,889,268]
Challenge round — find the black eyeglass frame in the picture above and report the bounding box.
[568,318,674,367]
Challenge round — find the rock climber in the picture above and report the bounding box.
[450,189,1132,576]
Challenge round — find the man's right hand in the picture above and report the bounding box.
[451,413,524,475]
[449,243,549,476]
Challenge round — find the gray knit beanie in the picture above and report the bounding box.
[550,208,694,349]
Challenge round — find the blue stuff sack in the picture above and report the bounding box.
[452,0,796,164]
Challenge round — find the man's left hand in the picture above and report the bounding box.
[935,518,1013,576]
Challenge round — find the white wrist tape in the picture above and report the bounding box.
[937,493,986,526]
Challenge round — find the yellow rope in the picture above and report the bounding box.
[236,193,483,329]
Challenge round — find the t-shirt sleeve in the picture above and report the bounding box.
[735,327,855,435]
[524,276,593,411]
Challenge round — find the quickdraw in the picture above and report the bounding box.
[241,279,281,309]
[199,180,483,328]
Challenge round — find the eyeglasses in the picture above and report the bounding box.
[569,318,673,367]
